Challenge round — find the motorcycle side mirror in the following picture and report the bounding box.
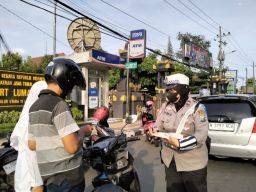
[125,115,138,124]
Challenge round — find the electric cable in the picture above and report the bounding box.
[0,2,69,48]
[163,0,216,35]
[98,0,174,39]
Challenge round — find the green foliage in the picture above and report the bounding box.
[176,32,211,60]
[174,63,193,79]
[177,32,211,50]
[1,52,22,70]
[71,106,83,121]
[0,110,21,124]
[0,123,15,133]
[247,78,253,86]
[41,55,54,73]
[137,53,157,86]
[21,56,41,73]
[108,68,121,89]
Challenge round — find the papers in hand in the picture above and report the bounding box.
[152,132,183,139]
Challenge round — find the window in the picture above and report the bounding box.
[201,100,254,123]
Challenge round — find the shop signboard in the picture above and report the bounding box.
[183,42,212,69]
[91,49,120,64]
[89,96,98,109]
[129,29,146,59]
[125,62,137,69]
[0,69,44,111]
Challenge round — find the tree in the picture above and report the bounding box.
[166,36,173,57]
[40,55,54,73]
[176,32,210,59]
[1,52,22,70]
[20,56,40,73]
[108,68,121,90]
[137,53,157,86]
[175,32,211,93]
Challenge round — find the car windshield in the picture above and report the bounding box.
[201,101,254,123]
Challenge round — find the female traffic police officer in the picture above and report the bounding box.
[152,73,208,192]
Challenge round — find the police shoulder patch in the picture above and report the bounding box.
[198,110,206,122]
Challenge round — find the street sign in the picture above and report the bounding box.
[125,62,137,69]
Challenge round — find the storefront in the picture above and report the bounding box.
[68,49,125,120]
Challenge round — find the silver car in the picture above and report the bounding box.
[198,95,256,159]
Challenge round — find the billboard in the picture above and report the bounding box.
[183,43,212,69]
[129,29,146,59]
[0,70,44,110]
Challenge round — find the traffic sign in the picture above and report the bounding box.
[125,62,137,69]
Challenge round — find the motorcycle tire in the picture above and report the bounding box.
[129,170,140,192]
[146,134,151,143]
[154,139,160,147]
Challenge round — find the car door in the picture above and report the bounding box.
[201,98,255,146]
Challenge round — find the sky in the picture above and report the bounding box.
[1,0,256,87]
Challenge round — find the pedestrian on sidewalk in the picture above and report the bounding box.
[151,73,208,192]
[28,58,86,191]
[10,80,47,192]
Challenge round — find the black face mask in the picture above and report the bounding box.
[166,92,178,103]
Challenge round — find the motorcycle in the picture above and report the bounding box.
[141,109,160,147]
[0,132,17,192]
[83,115,141,192]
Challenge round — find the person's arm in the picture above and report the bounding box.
[28,139,36,151]
[166,104,208,150]
[28,121,37,150]
[150,103,166,134]
[61,133,80,154]
[166,135,197,150]
[53,101,81,154]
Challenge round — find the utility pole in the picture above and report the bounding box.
[253,62,255,94]
[53,1,57,57]
[246,67,248,94]
[217,26,230,94]
[126,42,130,117]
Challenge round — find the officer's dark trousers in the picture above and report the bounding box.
[165,160,207,192]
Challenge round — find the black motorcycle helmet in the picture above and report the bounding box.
[45,58,86,97]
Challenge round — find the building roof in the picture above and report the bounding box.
[31,53,65,66]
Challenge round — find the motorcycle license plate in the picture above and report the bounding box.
[3,160,16,175]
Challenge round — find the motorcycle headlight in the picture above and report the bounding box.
[116,157,128,170]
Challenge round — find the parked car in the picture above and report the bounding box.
[198,94,256,160]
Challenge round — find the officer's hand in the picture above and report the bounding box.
[165,137,179,148]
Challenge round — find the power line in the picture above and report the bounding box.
[56,0,210,70]
[53,0,129,41]
[19,0,210,70]
[186,0,221,27]
[186,0,253,63]
[0,2,69,48]
[163,0,216,35]
[20,0,128,42]
[63,0,128,39]
[176,0,218,32]
[98,0,174,39]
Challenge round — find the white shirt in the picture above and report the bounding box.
[10,81,47,191]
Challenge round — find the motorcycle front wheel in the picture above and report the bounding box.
[129,170,140,192]
[146,134,151,143]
